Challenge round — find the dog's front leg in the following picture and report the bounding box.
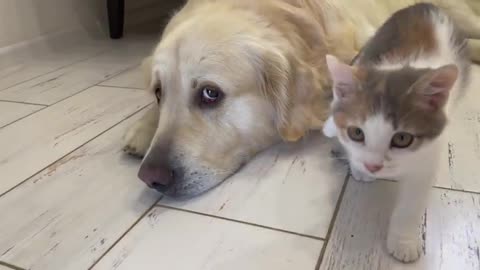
[123,105,159,158]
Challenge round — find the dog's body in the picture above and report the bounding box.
[125,0,480,198]
[322,0,480,61]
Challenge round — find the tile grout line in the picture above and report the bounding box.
[155,204,325,241]
[314,171,351,270]
[0,100,46,129]
[0,36,153,94]
[97,84,144,90]
[0,99,46,106]
[96,64,143,90]
[432,185,480,195]
[0,108,49,130]
[0,261,25,270]
[0,109,43,129]
[0,63,148,130]
[87,196,163,270]
[375,177,480,196]
[0,47,112,93]
[0,103,153,199]
[93,65,144,91]
[91,64,143,90]
[0,106,50,129]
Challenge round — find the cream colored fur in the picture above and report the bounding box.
[123,0,480,198]
[321,0,480,62]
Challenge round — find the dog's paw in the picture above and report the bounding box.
[123,124,153,159]
[387,231,422,263]
[351,167,376,182]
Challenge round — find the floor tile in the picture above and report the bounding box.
[0,86,151,195]
[0,109,160,270]
[0,264,14,270]
[0,38,112,91]
[100,66,145,89]
[434,66,480,192]
[0,101,44,128]
[319,179,480,270]
[0,40,154,105]
[161,134,348,238]
[426,189,480,270]
[92,207,323,270]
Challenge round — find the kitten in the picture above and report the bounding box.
[323,3,471,263]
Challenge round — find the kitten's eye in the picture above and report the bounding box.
[347,127,365,142]
[391,132,414,148]
[154,87,161,103]
[200,86,223,106]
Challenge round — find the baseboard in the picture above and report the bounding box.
[0,0,180,63]
[125,0,185,32]
[0,27,104,65]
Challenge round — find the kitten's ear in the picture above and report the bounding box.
[326,55,358,101]
[412,64,459,111]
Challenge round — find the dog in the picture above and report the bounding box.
[123,0,480,198]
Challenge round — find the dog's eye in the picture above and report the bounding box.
[200,86,223,105]
[154,87,161,103]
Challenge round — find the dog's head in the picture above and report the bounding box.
[138,2,324,198]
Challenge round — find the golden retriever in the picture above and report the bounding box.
[123,0,480,198]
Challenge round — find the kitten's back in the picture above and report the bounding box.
[354,3,470,101]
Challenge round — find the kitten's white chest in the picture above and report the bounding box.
[322,116,337,138]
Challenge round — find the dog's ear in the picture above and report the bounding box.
[259,48,322,142]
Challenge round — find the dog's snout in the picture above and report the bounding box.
[138,163,174,192]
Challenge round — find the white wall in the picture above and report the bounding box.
[0,0,182,50]
[0,0,106,49]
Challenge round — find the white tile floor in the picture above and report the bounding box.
[0,35,479,270]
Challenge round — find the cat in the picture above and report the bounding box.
[322,3,471,263]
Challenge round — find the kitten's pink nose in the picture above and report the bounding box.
[364,163,383,173]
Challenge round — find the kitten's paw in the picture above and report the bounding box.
[351,167,376,182]
[123,123,154,159]
[387,231,422,263]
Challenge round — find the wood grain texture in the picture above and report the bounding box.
[319,179,480,270]
[0,109,161,270]
[100,66,145,89]
[0,101,44,128]
[93,207,323,270]
[0,40,154,105]
[0,38,112,91]
[160,134,348,238]
[435,66,480,192]
[0,263,16,270]
[0,86,151,195]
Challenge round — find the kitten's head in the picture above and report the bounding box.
[325,55,458,178]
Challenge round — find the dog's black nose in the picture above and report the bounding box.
[150,181,170,193]
[137,163,174,192]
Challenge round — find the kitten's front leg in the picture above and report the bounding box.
[387,170,434,262]
[350,166,376,182]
